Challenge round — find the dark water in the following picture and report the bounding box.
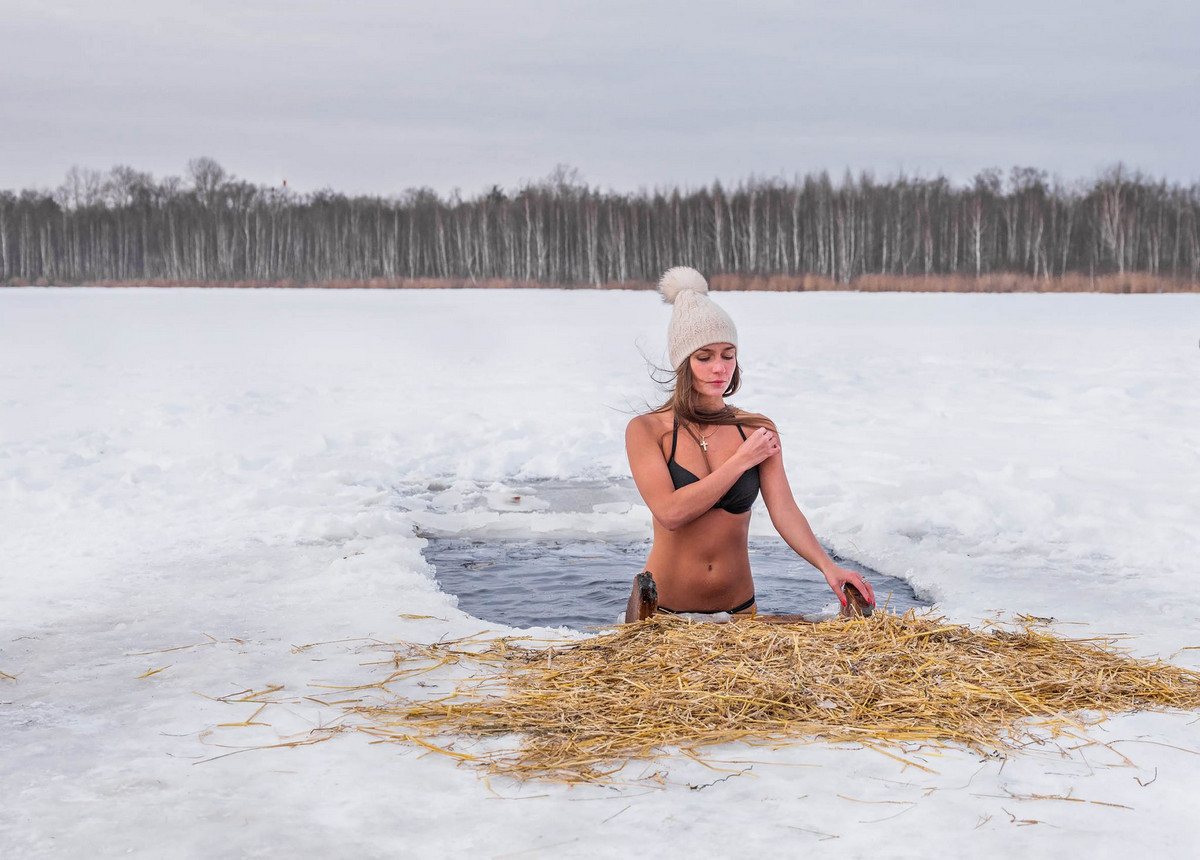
[424,537,928,629]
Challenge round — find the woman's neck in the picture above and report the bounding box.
[694,395,727,417]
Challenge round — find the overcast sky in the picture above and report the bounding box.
[3,0,1198,197]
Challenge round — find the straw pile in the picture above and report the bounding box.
[348,612,1200,782]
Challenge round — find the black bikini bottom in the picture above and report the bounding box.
[657,594,756,615]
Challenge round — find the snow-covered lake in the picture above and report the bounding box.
[2,287,1198,858]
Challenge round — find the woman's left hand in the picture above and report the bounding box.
[823,565,876,607]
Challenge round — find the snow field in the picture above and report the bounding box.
[2,287,1199,858]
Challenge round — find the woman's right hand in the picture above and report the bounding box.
[736,427,780,468]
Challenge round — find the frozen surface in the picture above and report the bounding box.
[2,287,1199,858]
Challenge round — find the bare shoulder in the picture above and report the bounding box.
[626,411,671,440]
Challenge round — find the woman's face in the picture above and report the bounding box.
[689,343,737,397]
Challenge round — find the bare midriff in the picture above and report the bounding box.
[645,509,756,612]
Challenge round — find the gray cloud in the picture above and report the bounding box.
[2,0,1197,196]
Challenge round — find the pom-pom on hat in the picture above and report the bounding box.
[659,266,738,369]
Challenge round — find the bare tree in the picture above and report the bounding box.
[1,160,1197,286]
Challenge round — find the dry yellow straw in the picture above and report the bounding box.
[346,612,1200,782]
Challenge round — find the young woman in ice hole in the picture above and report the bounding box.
[624,267,875,622]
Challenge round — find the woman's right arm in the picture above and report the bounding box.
[625,416,776,531]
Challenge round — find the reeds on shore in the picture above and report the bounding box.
[344,612,1200,782]
[707,271,1196,293]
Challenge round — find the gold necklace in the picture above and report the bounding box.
[697,425,715,452]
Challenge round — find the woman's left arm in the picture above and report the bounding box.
[758,438,876,607]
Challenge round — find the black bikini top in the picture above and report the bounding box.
[667,419,761,515]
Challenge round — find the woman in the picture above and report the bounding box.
[625,266,875,619]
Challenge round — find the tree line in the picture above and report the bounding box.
[1,159,1197,286]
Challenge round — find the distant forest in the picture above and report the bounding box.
[1,159,1197,287]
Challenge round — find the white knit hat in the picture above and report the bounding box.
[659,266,738,369]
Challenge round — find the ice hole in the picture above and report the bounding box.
[423,537,930,630]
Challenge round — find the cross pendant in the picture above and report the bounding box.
[699,440,708,452]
